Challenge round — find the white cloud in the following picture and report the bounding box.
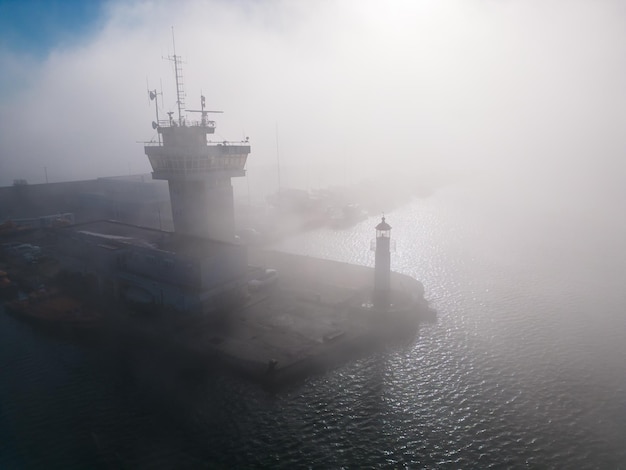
[0,0,625,204]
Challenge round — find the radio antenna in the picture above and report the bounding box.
[163,26,185,126]
[147,84,162,144]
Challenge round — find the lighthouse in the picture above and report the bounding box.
[373,216,392,310]
[144,52,250,242]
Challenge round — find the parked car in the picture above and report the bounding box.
[248,268,278,290]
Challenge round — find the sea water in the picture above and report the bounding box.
[1,179,625,468]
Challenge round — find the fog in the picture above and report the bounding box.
[1,0,625,210]
[3,3,626,466]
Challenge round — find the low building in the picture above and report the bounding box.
[0,175,172,229]
[51,220,248,315]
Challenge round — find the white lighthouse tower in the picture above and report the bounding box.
[373,216,392,310]
[144,53,250,242]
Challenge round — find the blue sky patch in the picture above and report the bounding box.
[0,0,106,57]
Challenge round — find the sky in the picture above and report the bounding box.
[0,0,104,57]
[1,0,625,205]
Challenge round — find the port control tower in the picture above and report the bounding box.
[144,52,250,242]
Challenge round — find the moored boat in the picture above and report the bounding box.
[4,288,102,331]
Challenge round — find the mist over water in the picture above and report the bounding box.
[269,178,626,467]
[3,177,625,467]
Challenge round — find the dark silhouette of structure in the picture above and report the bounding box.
[373,216,391,310]
[144,53,250,242]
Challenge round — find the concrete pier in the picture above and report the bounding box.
[145,249,434,387]
[2,238,433,388]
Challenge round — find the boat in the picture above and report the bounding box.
[4,287,102,331]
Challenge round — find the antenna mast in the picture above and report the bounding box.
[164,26,185,126]
[148,86,162,144]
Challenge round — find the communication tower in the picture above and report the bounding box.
[144,47,251,241]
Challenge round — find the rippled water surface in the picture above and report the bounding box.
[2,181,626,468]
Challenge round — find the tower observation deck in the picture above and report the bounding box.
[144,55,250,242]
